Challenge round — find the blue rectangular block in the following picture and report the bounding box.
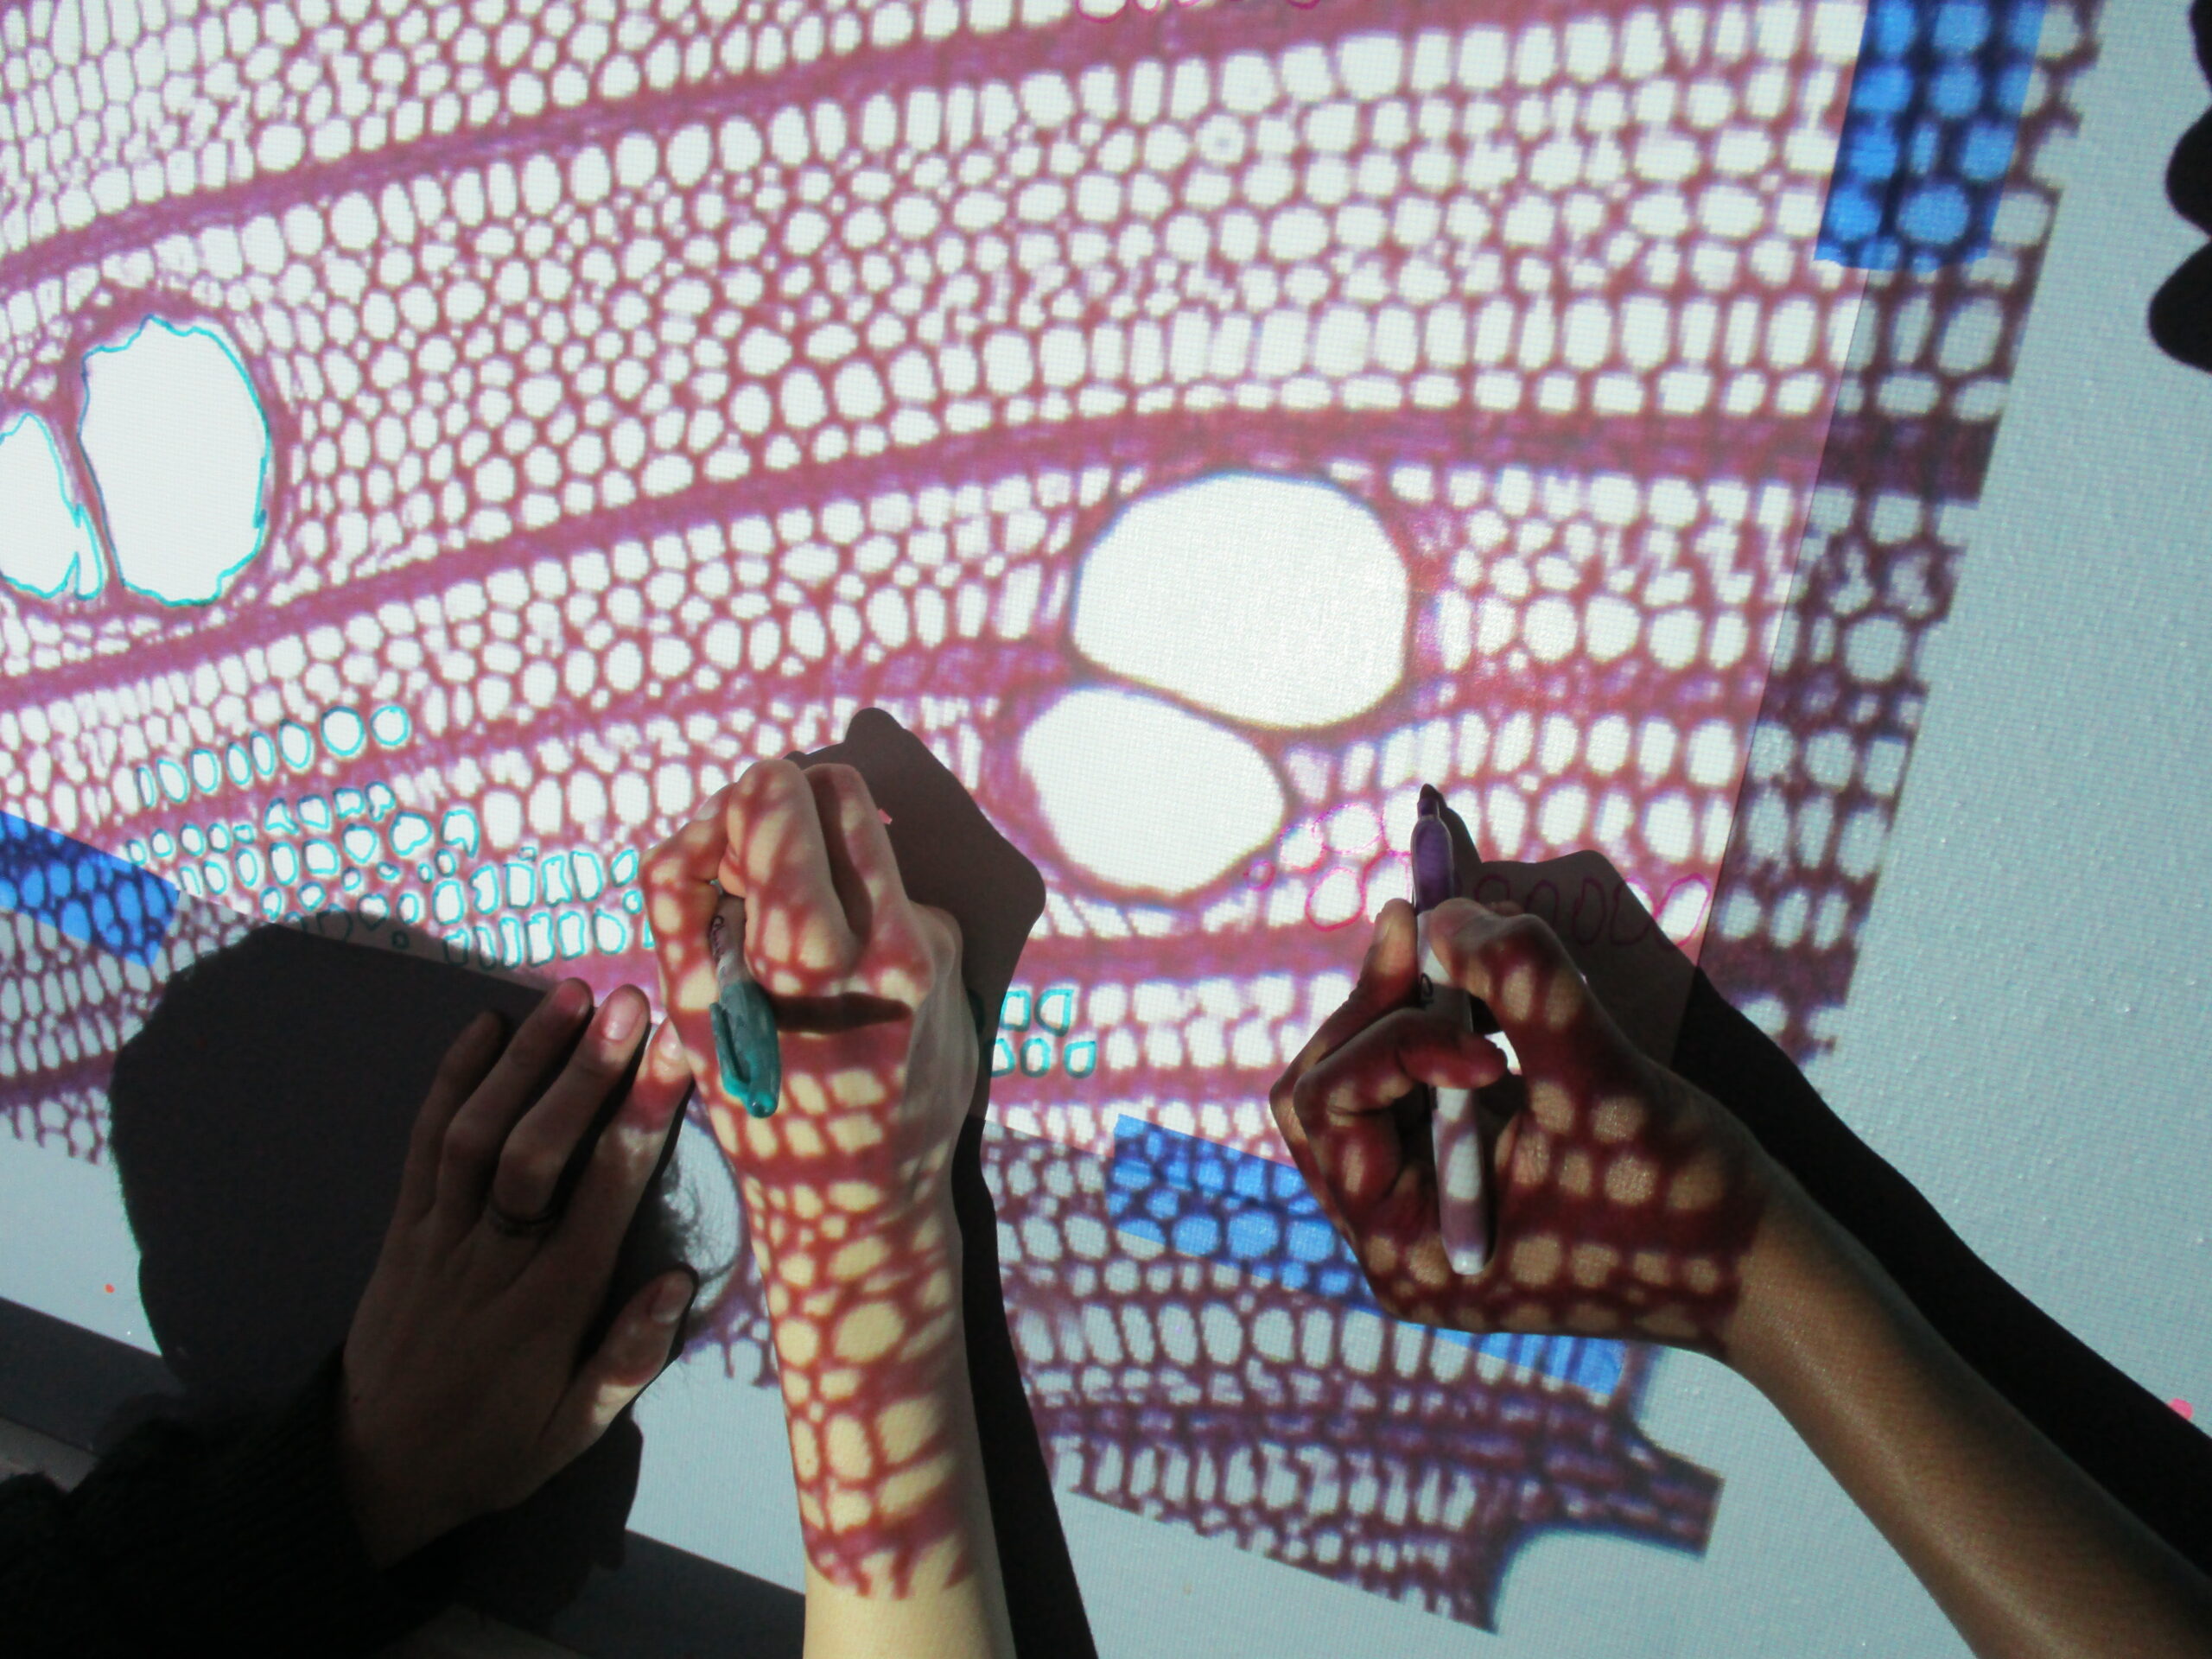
[1816,0,2048,271]
[1106,1116,1626,1403]
[0,811,179,964]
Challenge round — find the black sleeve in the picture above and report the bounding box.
[1674,969,2212,1578]
[0,1351,449,1659]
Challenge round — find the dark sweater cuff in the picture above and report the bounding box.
[95,1351,448,1655]
[207,1350,448,1643]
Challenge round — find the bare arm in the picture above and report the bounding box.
[1734,1182,2212,1659]
[646,759,1014,1659]
[1277,873,2212,1659]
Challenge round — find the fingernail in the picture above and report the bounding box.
[551,980,590,1019]
[601,995,641,1042]
[649,1272,696,1325]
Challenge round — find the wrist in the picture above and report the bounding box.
[756,1192,978,1595]
[337,1402,453,1571]
[1725,1172,1894,1396]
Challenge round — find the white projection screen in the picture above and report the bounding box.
[10,1,2183,1656]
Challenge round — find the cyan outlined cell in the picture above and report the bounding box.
[76,317,273,607]
[1818,0,2050,270]
[0,412,104,601]
[1107,1117,1626,1401]
[0,811,178,964]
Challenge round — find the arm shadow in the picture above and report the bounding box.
[1675,973,2212,1576]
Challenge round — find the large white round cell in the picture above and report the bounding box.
[0,413,102,599]
[1071,473,1408,729]
[1020,687,1284,895]
[78,319,270,605]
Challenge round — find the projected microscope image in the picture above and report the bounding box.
[0,0,2095,1630]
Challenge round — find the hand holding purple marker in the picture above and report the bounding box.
[1412,784,1494,1276]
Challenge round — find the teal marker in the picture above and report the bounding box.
[708,902,780,1119]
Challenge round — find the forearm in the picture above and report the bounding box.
[798,1348,1012,1659]
[1732,1187,2212,1658]
[755,1192,1014,1659]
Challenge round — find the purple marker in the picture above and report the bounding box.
[1412,785,1492,1276]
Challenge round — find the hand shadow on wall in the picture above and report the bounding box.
[1674,981,2212,1577]
[101,918,734,1639]
[798,708,1096,1659]
[1452,817,2212,1578]
[2149,2,2212,370]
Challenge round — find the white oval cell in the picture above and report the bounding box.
[1020,687,1284,896]
[78,318,271,605]
[1071,474,1408,729]
[0,413,104,599]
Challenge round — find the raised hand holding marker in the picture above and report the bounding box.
[1413,784,1493,1275]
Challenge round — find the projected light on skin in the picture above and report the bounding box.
[644,761,982,1598]
[1275,898,1767,1354]
[984,1123,1719,1628]
[0,850,1707,1627]
[0,0,2110,1631]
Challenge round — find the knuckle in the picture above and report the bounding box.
[499,1142,564,1197]
[440,1120,499,1173]
[915,903,962,960]
[1490,912,1562,970]
[563,1041,628,1091]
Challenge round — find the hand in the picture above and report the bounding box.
[643,759,976,1233]
[1270,897,1775,1354]
[645,760,983,1598]
[1463,850,1698,1066]
[1423,799,1696,1065]
[339,981,696,1568]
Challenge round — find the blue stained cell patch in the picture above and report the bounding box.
[1816,0,2047,271]
[1106,1117,1626,1402]
[0,810,178,963]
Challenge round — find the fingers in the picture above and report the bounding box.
[645,797,742,1121]
[396,1011,503,1224]
[1281,899,1421,1082]
[434,980,594,1219]
[1268,902,1421,1214]
[1427,899,1627,1073]
[724,760,861,990]
[483,986,652,1231]
[804,764,908,947]
[544,1268,698,1462]
[532,1020,692,1292]
[1288,1007,1503,1223]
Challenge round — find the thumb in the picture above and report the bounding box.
[548,1268,697,1459]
